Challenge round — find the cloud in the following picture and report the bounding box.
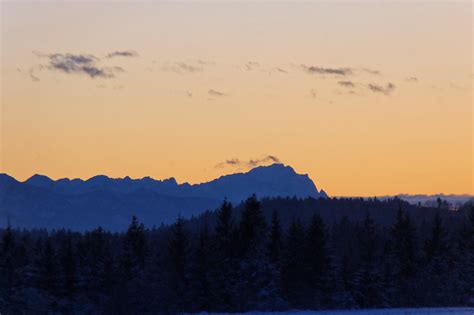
[215,155,281,169]
[245,61,260,71]
[338,80,355,88]
[362,68,381,75]
[196,59,215,66]
[208,89,227,97]
[302,65,352,76]
[29,69,40,82]
[247,155,280,167]
[176,62,203,73]
[37,52,123,78]
[275,67,288,73]
[367,82,396,95]
[163,60,213,74]
[106,50,138,58]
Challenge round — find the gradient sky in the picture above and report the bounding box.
[1,1,472,196]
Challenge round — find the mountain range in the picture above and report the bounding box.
[0,163,327,231]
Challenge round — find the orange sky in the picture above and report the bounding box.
[1,1,472,196]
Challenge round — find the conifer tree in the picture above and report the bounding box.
[305,214,332,308]
[126,216,146,267]
[458,203,474,305]
[353,214,385,308]
[281,219,307,307]
[38,237,59,295]
[59,235,77,297]
[168,215,190,311]
[215,199,234,257]
[239,194,266,256]
[267,210,283,264]
[190,226,212,312]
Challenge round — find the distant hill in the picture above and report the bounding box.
[0,164,326,231]
[366,194,473,208]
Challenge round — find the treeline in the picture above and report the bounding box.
[0,196,473,313]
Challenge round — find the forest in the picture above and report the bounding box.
[0,196,473,313]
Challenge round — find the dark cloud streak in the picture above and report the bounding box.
[215,155,281,169]
[208,89,226,97]
[367,82,396,95]
[338,80,355,88]
[40,53,122,78]
[303,65,352,76]
[106,50,138,58]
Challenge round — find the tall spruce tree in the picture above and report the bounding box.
[239,194,266,256]
[215,199,234,257]
[458,203,474,305]
[168,215,190,311]
[391,207,417,306]
[267,210,283,264]
[421,212,454,306]
[59,235,77,298]
[190,226,212,312]
[281,218,307,307]
[305,214,331,308]
[0,224,16,310]
[352,214,385,308]
[125,216,146,268]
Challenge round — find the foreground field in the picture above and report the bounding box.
[197,308,474,315]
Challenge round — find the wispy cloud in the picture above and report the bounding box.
[367,82,396,95]
[29,69,40,82]
[162,60,214,74]
[215,155,281,169]
[302,65,352,76]
[362,68,381,75]
[106,50,139,58]
[36,52,124,79]
[245,61,260,71]
[175,62,203,73]
[405,77,418,82]
[208,89,227,97]
[338,80,355,88]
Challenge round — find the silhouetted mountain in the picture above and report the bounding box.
[0,164,326,230]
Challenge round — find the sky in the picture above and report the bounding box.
[0,1,472,196]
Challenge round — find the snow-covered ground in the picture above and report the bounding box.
[196,308,474,315]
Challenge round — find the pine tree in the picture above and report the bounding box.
[281,218,307,307]
[352,214,385,308]
[211,200,240,311]
[168,215,190,311]
[391,207,417,306]
[38,237,59,296]
[458,203,474,305]
[59,235,77,298]
[0,224,16,310]
[125,216,146,268]
[267,210,283,264]
[420,212,454,306]
[190,226,212,312]
[215,199,234,257]
[305,214,332,308]
[239,194,266,256]
[424,212,448,267]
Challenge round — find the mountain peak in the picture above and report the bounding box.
[0,165,326,230]
[25,174,54,187]
[250,163,295,173]
[0,173,18,187]
[201,163,325,202]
